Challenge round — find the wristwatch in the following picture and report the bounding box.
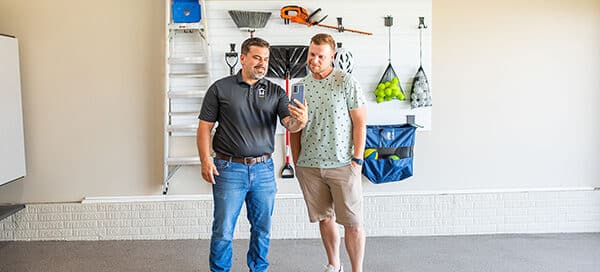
[351,157,364,166]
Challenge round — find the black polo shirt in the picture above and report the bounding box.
[199,72,290,157]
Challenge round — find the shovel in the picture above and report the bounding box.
[266,45,309,179]
[225,43,238,75]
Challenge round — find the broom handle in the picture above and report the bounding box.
[285,131,291,163]
[285,76,291,163]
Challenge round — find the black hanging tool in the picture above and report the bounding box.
[225,43,238,76]
[337,17,344,32]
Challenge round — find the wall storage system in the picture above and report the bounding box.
[161,0,432,195]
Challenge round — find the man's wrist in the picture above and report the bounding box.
[292,115,306,125]
[200,156,212,164]
[351,157,363,166]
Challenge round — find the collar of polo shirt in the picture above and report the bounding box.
[236,70,268,88]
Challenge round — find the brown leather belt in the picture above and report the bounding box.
[215,153,271,165]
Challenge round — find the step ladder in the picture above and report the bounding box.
[163,0,210,194]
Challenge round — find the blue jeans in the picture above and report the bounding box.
[210,157,277,272]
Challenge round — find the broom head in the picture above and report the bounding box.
[228,10,272,31]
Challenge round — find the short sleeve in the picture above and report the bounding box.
[346,75,366,110]
[198,83,219,122]
[275,84,291,123]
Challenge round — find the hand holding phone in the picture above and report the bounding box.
[288,83,308,130]
[291,83,305,107]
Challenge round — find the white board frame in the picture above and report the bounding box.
[0,34,26,186]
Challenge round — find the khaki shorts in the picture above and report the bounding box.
[295,164,363,227]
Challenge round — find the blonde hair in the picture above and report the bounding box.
[310,33,336,51]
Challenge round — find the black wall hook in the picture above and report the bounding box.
[418,17,427,29]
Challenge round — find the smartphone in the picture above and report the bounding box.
[291,83,305,107]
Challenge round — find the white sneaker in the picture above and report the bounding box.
[323,264,343,272]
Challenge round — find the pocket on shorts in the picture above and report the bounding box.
[349,164,362,177]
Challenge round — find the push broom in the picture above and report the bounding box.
[228,10,272,38]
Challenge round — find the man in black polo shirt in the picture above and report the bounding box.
[196,37,307,272]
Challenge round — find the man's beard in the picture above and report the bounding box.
[251,65,266,80]
[309,64,327,74]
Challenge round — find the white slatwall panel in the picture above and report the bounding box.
[163,0,432,195]
[205,0,432,129]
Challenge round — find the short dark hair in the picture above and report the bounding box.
[241,37,270,55]
[310,33,336,51]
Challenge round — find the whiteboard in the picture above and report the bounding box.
[0,35,26,186]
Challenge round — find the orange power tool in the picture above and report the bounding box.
[280,6,372,36]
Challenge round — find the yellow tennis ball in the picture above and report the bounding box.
[384,88,392,96]
[364,148,378,160]
[388,155,401,160]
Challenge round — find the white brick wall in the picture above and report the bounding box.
[1,190,599,241]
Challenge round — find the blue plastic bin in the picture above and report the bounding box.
[172,0,201,23]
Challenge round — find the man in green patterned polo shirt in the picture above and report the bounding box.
[290,33,367,272]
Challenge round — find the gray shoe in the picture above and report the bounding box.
[323,264,343,272]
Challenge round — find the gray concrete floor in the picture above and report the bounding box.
[1,233,599,272]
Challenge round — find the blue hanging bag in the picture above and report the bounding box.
[363,124,417,184]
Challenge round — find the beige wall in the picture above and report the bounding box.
[424,0,600,191]
[1,0,599,203]
[0,0,165,202]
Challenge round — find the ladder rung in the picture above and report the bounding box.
[167,124,198,132]
[167,157,200,165]
[168,91,205,98]
[169,73,210,78]
[168,23,204,30]
[169,111,200,116]
[169,57,207,64]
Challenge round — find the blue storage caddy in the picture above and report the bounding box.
[172,0,201,23]
[362,124,417,184]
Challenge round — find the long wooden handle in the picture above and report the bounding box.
[316,24,373,35]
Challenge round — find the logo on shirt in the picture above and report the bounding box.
[258,88,266,98]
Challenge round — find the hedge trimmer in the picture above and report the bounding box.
[280,6,372,35]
